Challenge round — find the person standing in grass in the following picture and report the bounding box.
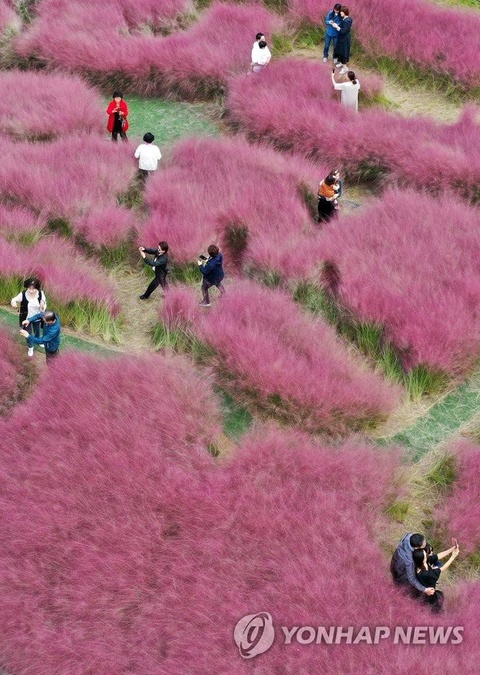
[251,40,271,73]
[106,91,129,142]
[251,32,265,66]
[323,3,342,63]
[11,277,47,357]
[20,310,61,362]
[390,533,436,598]
[317,174,339,223]
[332,6,353,65]
[139,241,169,299]
[331,70,360,111]
[198,244,225,307]
[134,132,162,181]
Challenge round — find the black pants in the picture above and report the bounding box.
[45,350,59,363]
[202,278,225,304]
[112,130,127,141]
[143,270,168,298]
[318,197,336,223]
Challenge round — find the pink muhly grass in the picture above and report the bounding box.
[2,412,479,672]
[141,136,326,280]
[226,68,480,201]
[15,1,281,98]
[76,205,137,249]
[289,0,480,89]
[0,327,25,415]
[0,136,135,245]
[0,70,104,140]
[319,188,480,375]
[0,203,46,239]
[0,0,18,32]
[437,442,480,555]
[161,282,400,432]
[0,234,119,314]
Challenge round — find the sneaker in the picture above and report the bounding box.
[39,344,45,348]
[323,57,327,63]
[199,301,211,307]
[333,58,338,63]
[28,347,34,357]
[139,294,149,300]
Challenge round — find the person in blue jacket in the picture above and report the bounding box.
[323,3,342,62]
[20,310,61,361]
[198,244,225,307]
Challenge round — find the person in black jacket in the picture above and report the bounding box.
[139,241,169,299]
[412,542,459,613]
[198,244,225,307]
[332,6,353,64]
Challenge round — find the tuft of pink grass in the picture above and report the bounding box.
[160,281,400,432]
[289,0,480,89]
[15,1,281,98]
[0,327,25,415]
[75,205,137,249]
[0,234,119,314]
[0,203,46,239]
[0,0,18,32]
[319,188,480,374]
[437,442,480,555]
[140,135,326,281]
[0,70,104,139]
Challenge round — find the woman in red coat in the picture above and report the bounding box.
[106,91,129,141]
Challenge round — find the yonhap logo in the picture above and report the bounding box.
[234,612,275,659]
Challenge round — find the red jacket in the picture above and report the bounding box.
[106,99,129,133]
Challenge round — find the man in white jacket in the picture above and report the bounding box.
[134,132,162,180]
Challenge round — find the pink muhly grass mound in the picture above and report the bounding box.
[16,1,281,98]
[289,0,480,89]
[227,71,480,202]
[2,416,479,672]
[141,136,326,280]
[0,136,135,246]
[76,205,137,250]
[0,234,119,314]
[160,282,400,432]
[0,327,26,415]
[0,0,18,32]
[437,442,480,556]
[0,70,104,140]
[0,203,46,239]
[319,188,480,375]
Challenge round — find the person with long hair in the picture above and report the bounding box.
[11,277,46,357]
[331,69,360,111]
[413,543,459,613]
[106,91,129,142]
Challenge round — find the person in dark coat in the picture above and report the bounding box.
[390,533,435,597]
[198,244,225,307]
[413,542,459,613]
[333,6,353,64]
[20,310,61,362]
[139,241,169,299]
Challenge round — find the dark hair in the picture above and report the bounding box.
[341,6,349,15]
[143,132,155,143]
[112,91,123,99]
[325,174,337,186]
[207,244,219,257]
[158,241,169,252]
[24,277,41,291]
[410,533,426,549]
[43,310,56,323]
[255,32,264,41]
[334,3,342,10]
[412,549,426,570]
[347,71,357,85]
[258,40,267,49]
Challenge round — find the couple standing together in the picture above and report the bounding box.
[391,532,460,613]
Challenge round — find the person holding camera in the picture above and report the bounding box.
[198,244,225,307]
[20,310,61,362]
[139,241,169,299]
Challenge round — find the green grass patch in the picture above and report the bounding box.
[170,261,202,286]
[118,96,219,145]
[424,453,458,490]
[293,21,325,49]
[56,300,121,343]
[215,387,253,439]
[385,500,410,523]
